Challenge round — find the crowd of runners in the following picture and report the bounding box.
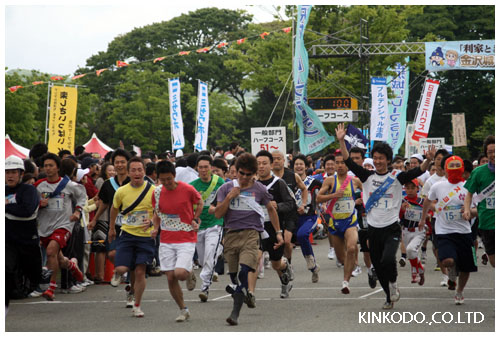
[5,126,495,325]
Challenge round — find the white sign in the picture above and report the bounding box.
[251,127,287,156]
[418,138,445,154]
[316,110,353,122]
[370,77,389,141]
[169,78,184,150]
[412,79,440,142]
[194,80,210,151]
[452,113,467,147]
[405,123,419,158]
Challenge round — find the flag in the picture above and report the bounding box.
[32,81,44,85]
[386,59,409,155]
[169,78,185,150]
[179,51,191,56]
[194,80,210,151]
[260,32,270,39]
[50,76,64,81]
[345,124,369,151]
[116,60,129,67]
[197,47,210,53]
[237,38,246,45]
[132,145,142,157]
[370,77,389,141]
[96,68,108,76]
[217,42,228,48]
[153,57,166,63]
[71,74,86,80]
[412,79,440,142]
[47,86,78,154]
[282,27,292,33]
[9,85,23,93]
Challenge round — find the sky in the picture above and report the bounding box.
[4,2,288,75]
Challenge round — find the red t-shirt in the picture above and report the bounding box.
[152,181,201,244]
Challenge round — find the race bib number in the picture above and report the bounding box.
[204,191,217,207]
[125,210,149,227]
[372,196,392,210]
[404,205,423,222]
[47,196,64,211]
[262,205,270,222]
[229,196,254,211]
[443,205,463,221]
[160,214,192,231]
[115,214,123,226]
[6,194,16,205]
[333,197,355,214]
[485,196,495,209]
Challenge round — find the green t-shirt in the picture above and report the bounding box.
[190,175,225,230]
[464,164,495,230]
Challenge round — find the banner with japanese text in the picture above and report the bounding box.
[251,127,286,156]
[294,5,334,155]
[370,77,389,141]
[168,78,185,150]
[426,40,495,71]
[386,59,409,155]
[452,113,467,147]
[47,85,78,154]
[194,80,209,151]
[411,79,440,142]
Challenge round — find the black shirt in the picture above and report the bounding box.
[98,176,131,221]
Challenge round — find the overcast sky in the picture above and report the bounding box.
[5,2,287,75]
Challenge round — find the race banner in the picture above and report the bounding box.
[168,78,184,150]
[194,80,210,151]
[294,5,334,155]
[426,40,495,72]
[452,113,467,147]
[370,77,389,141]
[405,123,419,158]
[387,59,409,154]
[251,127,286,156]
[412,79,440,142]
[47,85,78,154]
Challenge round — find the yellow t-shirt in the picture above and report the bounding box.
[329,175,357,227]
[113,181,154,237]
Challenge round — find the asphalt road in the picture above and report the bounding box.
[5,237,495,332]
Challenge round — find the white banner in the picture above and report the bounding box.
[452,113,467,147]
[316,110,353,122]
[370,77,389,141]
[412,79,440,142]
[405,123,419,158]
[194,80,210,151]
[251,127,286,156]
[169,78,184,150]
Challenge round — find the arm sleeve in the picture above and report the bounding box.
[276,180,296,214]
[397,166,424,185]
[6,185,40,217]
[344,157,371,182]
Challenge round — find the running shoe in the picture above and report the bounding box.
[280,282,293,298]
[312,264,320,283]
[186,270,196,291]
[440,274,449,287]
[264,251,271,269]
[418,272,425,286]
[368,270,377,289]
[389,282,400,302]
[328,247,336,260]
[199,289,209,302]
[447,266,457,290]
[176,308,190,322]
[225,283,237,295]
[132,306,144,318]
[351,265,362,277]
[126,292,135,308]
[258,270,265,279]
[27,288,43,298]
[61,284,85,294]
[482,253,488,265]
[399,257,406,267]
[212,272,219,282]
[341,280,350,294]
[382,301,394,310]
[454,292,464,305]
[81,278,94,287]
[244,290,256,308]
[411,273,418,284]
[110,271,121,287]
[42,289,55,301]
[69,258,84,282]
[336,260,344,268]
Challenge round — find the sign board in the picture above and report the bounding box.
[315,110,353,122]
[418,137,445,154]
[452,113,467,147]
[308,97,357,122]
[251,127,287,155]
[405,123,419,158]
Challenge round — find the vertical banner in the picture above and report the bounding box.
[132,145,142,157]
[194,80,210,151]
[387,59,410,155]
[426,40,495,72]
[168,78,184,150]
[294,5,334,155]
[452,113,467,147]
[47,86,78,154]
[411,79,440,142]
[370,77,389,141]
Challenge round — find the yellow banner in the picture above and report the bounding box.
[47,86,78,154]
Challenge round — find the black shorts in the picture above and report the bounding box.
[479,229,495,256]
[437,233,478,273]
[261,223,285,261]
[470,218,479,241]
[358,229,369,252]
[283,219,297,233]
[430,218,439,249]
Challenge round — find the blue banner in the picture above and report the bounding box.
[426,40,495,72]
[194,80,209,151]
[386,58,409,156]
[294,5,334,155]
[168,78,184,150]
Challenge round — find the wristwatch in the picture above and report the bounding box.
[276,230,283,234]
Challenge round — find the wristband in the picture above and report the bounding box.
[276,230,283,234]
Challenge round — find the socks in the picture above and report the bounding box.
[49,281,57,291]
[409,258,424,274]
[367,267,373,276]
[236,264,251,293]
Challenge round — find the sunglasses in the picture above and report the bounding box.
[238,170,253,177]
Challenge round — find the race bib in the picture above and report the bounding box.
[125,210,149,227]
[204,191,217,207]
[372,195,392,209]
[404,205,423,222]
[160,213,192,231]
[47,196,64,211]
[443,205,463,221]
[262,205,270,222]
[229,195,255,211]
[115,214,123,226]
[6,194,16,205]
[485,196,495,209]
[333,197,355,214]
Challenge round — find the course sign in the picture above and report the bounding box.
[251,127,287,155]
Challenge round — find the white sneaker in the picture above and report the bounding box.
[311,264,320,283]
[328,247,336,260]
[212,272,219,282]
[28,288,43,298]
[61,284,85,294]
[351,265,362,277]
[126,292,135,308]
[280,282,293,298]
[440,274,449,287]
[132,306,144,318]
[110,271,121,287]
[341,280,350,294]
[81,278,94,287]
[186,270,196,291]
[263,251,271,269]
[258,271,265,279]
[389,282,400,302]
[176,308,190,322]
[336,260,344,268]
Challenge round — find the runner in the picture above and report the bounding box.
[189,155,226,302]
[108,156,155,317]
[316,151,363,294]
[215,153,283,325]
[151,160,203,321]
[35,153,87,301]
[420,155,478,304]
[336,123,435,309]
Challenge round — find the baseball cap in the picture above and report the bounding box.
[76,168,90,182]
[5,155,25,170]
[410,153,424,162]
[81,157,99,169]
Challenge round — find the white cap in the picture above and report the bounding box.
[76,168,89,182]
[214,153,221,158]
[5,155,24,170]
[225,154,235,161]
[175,149,184,158]
[363,158,374,169]
[410,153,424,162]
[473,160,478,166]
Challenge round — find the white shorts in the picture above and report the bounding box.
[159,242,196,272]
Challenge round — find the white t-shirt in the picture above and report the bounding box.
[417,170,431,186]
[421,173,446,198]
[428,180,470,235]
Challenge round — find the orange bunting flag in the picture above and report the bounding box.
[260,32,270,39]
[116,60,129,67]
[71,74,86,80]
[282,27,292,33]
[50,76,64,81]
[197,47,210,53]
[96,68,108,76]
[179,51,191,56]
[237,38,246,45]
[32,81,44,86]
[9,85,23,93]
[154,57,166,63]
[217,42,228,48]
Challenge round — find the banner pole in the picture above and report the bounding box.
[44,82,52,144]
[194,79,200,152]
[291,6,297,155]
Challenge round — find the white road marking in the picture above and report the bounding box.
[358,288,383,298]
